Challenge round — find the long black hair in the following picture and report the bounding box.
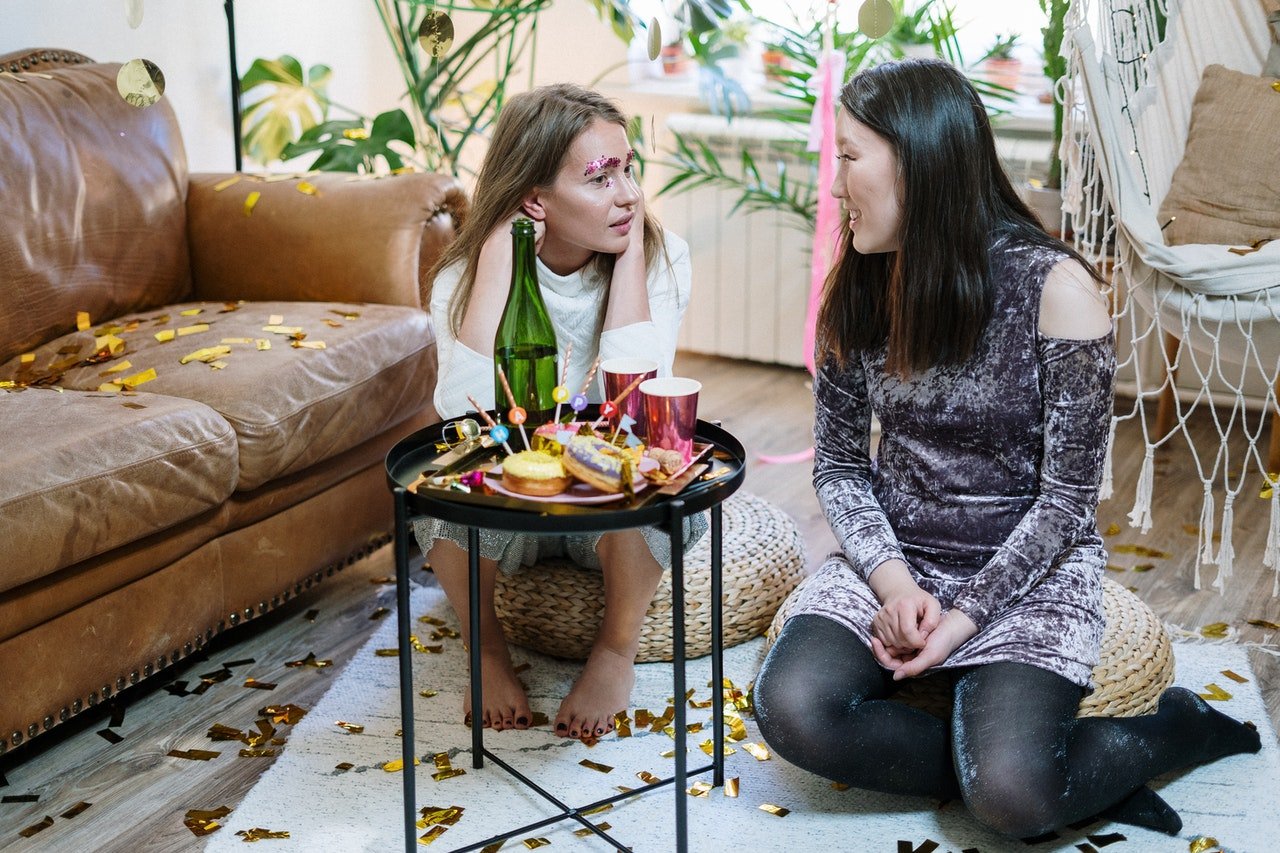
[816,58,1100,375]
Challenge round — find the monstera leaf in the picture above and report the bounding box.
[240,55,332,165]
[282,108,416,173]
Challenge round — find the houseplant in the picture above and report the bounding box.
[980,32,1022,91]
[1020,0,1069,233]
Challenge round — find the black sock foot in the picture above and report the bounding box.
[1101,785,1182,836]
[1157,687,1262,764]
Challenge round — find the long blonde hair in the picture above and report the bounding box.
[431,83,667,337]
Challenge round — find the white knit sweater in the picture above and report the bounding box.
[430,231,692,419]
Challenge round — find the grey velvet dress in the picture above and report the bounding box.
[787,237,1116,688]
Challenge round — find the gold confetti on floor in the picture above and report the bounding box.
[1190,837,1221,853]
[335,721,365,734]
[1222,669,1249,683]
[1112,544,1170,558]
[184,806,232,836]
[581,803,613,816]
[1198,683,1232,701]
[1104,523,1121,535]
[742,742,771,761]
[420,689,439,698]
[1248,618,1280,630]
[243,678,277,690]
[418,825,449,846]
[335,762,354,772]
[243,191,261,217]
[383,757,421,772]
[261,704,307,725]
[637,771,661,784]
[285,652,332,668]
[573,822,611,837]
[579,759,613,773]
[236,827,290,840]
[167,748,220,761]
[60,801,92,819]
[759,803,790,817]
[725,777,740,797]
[1200,622,1230,639]
[418,805,465,828]
[687,781,712,797]
[18,816,54,838]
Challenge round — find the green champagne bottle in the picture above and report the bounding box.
[494,218,558,425]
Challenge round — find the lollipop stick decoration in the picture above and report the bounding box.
[552,342,572,424]
[467,395,513,455]
[578,356,601,400]
[591,373,646,431]
[494,364,531,451]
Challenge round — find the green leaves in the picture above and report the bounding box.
[282,108,416,173]
[240,55,332,165]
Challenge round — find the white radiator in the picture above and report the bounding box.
[660,113,814,368]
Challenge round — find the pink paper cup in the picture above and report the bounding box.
[640,377,701,464]
[600,357,658,436]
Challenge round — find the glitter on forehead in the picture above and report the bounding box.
[584,155,622,176]
[625,148,637,165]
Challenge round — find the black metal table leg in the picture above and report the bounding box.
[668,500,688,853]
[393,487,416,853]
[710,504,725,786]
[468,525,483,769]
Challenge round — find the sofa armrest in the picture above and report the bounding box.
[187,171,467,309]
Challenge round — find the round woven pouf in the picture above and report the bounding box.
[493,492,806,662]
[766,576,1174,718]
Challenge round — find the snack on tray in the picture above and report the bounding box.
[500,450,572,497]
[562,434,630,493]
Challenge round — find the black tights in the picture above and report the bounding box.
[754,615,1261,839]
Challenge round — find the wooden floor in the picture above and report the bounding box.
[1,352,1278,851]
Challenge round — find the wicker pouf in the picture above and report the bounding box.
[766,575,1174,718]
[493,492,806,662]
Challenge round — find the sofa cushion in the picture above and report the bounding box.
[1,300,437,491]
[0,60,192,366]
[0,388,238,592]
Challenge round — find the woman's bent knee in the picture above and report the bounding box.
[960,774,1066,838]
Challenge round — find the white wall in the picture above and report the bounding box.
[0,0,634,175]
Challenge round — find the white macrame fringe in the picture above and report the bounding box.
[1197,483,1216,566]
[1266,490,1280,596]
[1127,448,1154,533]
[1099,418,1117,501]
[1212,497,1235,593]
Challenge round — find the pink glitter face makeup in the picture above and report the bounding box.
[583,155,621,177]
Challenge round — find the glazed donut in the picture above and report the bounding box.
[500,450,571,497]
[562,435,628,493]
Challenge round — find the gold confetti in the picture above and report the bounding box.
[686,722,704,733]
[698,738,736,756]
[432,768,466,781]
[60,801,92,819]
[831,781,851,791]
[687,781,712,797]
[522,840,550,849]
[297,181,319,196]
[184,805,231,836]
[580,803,612,817]
[689,698,713,709]
[167,748,220,761]
[433,752,452,771]
[1198,683,1232,701]
[335,721,365,733]
[1248,618,1280,630]
[725,777,740,797]
[1190,837,1221,853]
[179,308,203,316]
[742,742,771,761]
[262,324,303,335]
[208,723,247,742]
[77,311,91,331]
[236,827,290,841]
[244,191,261,216]
[759,803,790,817]
[727,715,748,742]
[579,759,613,773]
[213,175,241,191]
[418,805,465,827]
[261,704,307,725]
[573,823,611,837]
[1222,669,1248,683]
[243,678,276,690]
[370,607,391,620]
[412,641,444,654]
[1200,622,1230,638]
[285,652,332,668]
[19,816,54,838]
[480,844,505,853]
[177,323,210,336]
[180,345,232,365]
[1104,564,1125,573]
[324,318,344,328]
[1273,81,1280,93]
[637,771,661,784]
[1133,563,1155,572]
[418,826,448,846]
[384,757,421,772]
[635,709,653,728]
[375,649,399,657]
[100,360,132,376]
[19,352,35,364]
[335,762,354,772]
[238,748,276,758]
[420,690,439,698]
[256,338,271,351]
[418,615,447,626]
[155,329,176,343]
[120,367,157,387]
[1104,523,1121,535]
[268,314,284,325]
[1112,544,1170,558]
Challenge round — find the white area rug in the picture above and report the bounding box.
[208,585,1279,852]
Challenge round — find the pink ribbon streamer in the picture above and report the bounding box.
[759,46,845,466]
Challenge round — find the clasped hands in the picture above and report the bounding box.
[868,560,978,680]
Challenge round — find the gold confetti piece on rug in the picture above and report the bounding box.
[579,759,613,773]
[742,742,771,761]
[284,652,333,668]
[1189,837,1221,853]
[100,360,132,376]
[261,704,307,725]
[1198,683,1232,701]
[686,722,703,733]
[480,843,505,853]
[213,175,241,192]
[831,782,851,791]
[60,801,92,819]
[662,725,676,739]
[660,749,676,758]
[530,712,550,727]
[1200,622,1230,638]
[522,839,550,849]
[418,614,447,626]
[1133,563,1155,572]
[384,758,421,772]
[579,735,600,747]
[1112,544,1170,558]
[635,709,653,728]
[725,777,740,798]
[120,367,157,387]
[614,715,631,738]
[179,308,203,316]
[375,649,398,657]
[167,749,220,761]
[297,181,319,196]
[1104,523,1121,535]
[581,803,612,816]
[411,641,444,654]
[418,826,448,846]
[18,815,55,838]
[573,823,611,837]
[1248,618,1280,630]
[236,827,290,840]
[698,738,736,756]
[155,329,176,343]
[238,748,276,758]
[1104,564,1125,573]
[180,345,232,365]
[1222,669,1249,683]
[687,781,712,797]
[431,768,466,781]
[759,803,790,817]
[76,311,91,331]
[727,716,748,742]
[335,762,353,772]
[262,324,302,335]
[637,771,661,784]
[615,786,634,795]
[418,806,464,827]
[335,721,365,734]
[512,662,532,675]
[1182,523,1201,535]
[433,752,452,771]
[420,690,439,698]
[243,678,276,690]
[177,324,210,336]
[243,191,261,217]
[689,698,713,709]
[370,607,391,620]
[256,338,271,350]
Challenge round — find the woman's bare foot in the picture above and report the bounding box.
[463,642,532,731]
[555,645,636,739]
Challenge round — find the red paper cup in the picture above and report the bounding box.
[600,357,658,436]
[640,377,701,464]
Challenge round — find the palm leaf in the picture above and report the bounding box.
[240,55,331,165]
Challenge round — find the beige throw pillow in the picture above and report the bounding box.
[1158,64,1280,246]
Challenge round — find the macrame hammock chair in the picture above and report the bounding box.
[1062,0,1279,595]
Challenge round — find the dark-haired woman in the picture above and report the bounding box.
[753,59,1259,840]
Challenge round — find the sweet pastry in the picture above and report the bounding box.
[562,435,630,493]
[500,450,571,497]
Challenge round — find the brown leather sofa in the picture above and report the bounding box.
[0,49,467,754]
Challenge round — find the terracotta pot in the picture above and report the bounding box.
[661,44,689,76]
[982,57,1023,92]
[761,48,788,81]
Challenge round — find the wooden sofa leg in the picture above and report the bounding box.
[1154,332,1181,440]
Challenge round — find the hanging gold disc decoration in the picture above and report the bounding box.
[647,18,663,62]
[117,58,165,108]
[125,0,144,29]
[857,0,896,39]
[418,11,455,60]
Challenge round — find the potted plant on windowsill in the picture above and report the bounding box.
[1021,0,1069,235]
[980,32,1022,92]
